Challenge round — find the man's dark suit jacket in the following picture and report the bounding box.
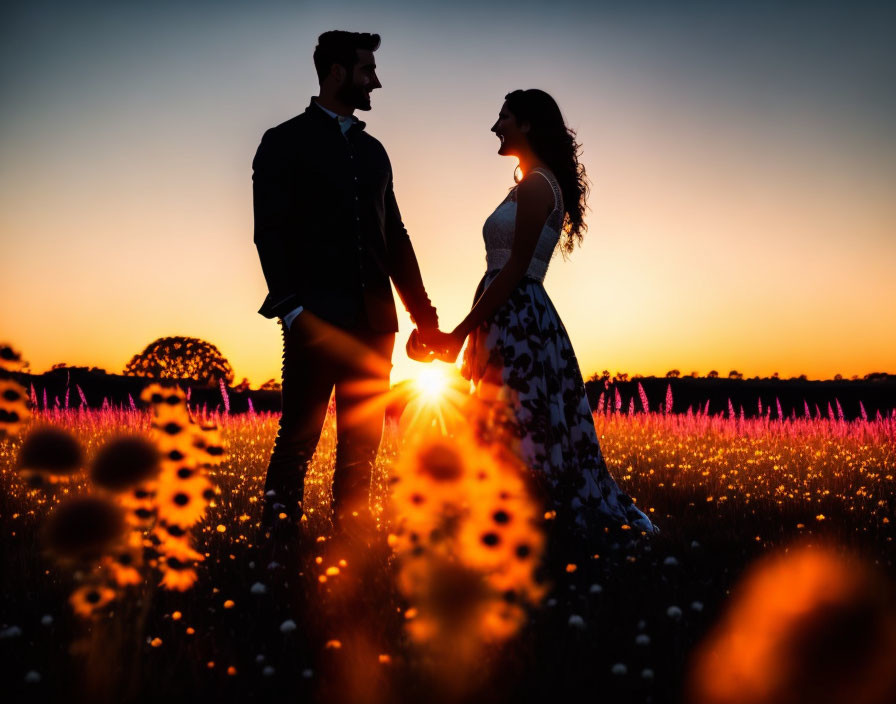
[253,98,438,334]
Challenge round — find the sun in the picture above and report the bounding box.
[414,365,449,401]
[399,363,472,437]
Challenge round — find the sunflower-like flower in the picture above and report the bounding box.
[390,439,471,547]
[16,425,84,486]
[0,377,30,439]
[155,472,212,528]
[143,385,193,447]
[43,496,126,563]
[140,383,188,421]
[0,343,25,372]
[159,557,199,591]
[154,523,205,563]
[118,482,158,528]
[121,381,219,593]
[100,529,145,587]
[459,451,545,598]
[143,384,225,478]
[91,434,161,492]
[389,423,546,663]
[103,552,143,587]
[401,559,493,643]
[69,583,117,618]
[687,540,896,704]
[188,424,226,467]
[152,416,197,458]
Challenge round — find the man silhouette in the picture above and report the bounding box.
[253,31,439,541]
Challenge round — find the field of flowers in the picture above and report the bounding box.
[2,388,895,704]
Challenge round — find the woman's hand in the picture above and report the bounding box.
[408,327,466,363]
[436,329,466,363]
[406,328,437,362]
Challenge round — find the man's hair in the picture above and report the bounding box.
[313,31,381,83]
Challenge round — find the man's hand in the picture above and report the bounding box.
[432,329,464,364]
[417,327,448,352]
[407,328,464,363]
[406,329,437,362]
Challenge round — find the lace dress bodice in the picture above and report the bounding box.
[482,168,564,282]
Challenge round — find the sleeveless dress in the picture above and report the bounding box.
[461,168,659,535]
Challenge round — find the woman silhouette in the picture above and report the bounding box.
[429,89,658,536]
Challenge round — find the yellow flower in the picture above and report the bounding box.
[102,530,145,587]
[91,434,161,492]
[687,541,896,704]
[16,425,84,483]
[0,377,30,439]
[104,558,143,587]
[152,417,196,457]
[189,425,226,467]
[0,343,26,372]
[159,561,198,591]
[154,528,204,563]
[141,383,188,422]
[44,496,126,562]
[69,583,117,618]
[156,473,212,528]
[389,421,546,662]
[118,483,157,528]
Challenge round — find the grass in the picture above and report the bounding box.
[1,405,894,704]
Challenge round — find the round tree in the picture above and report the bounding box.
[124,337,233,386]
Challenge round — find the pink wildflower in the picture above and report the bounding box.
[638,382,649,413]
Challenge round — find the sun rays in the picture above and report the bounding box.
[396,363,472,437]
[413,365,449,400]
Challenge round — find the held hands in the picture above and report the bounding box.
[406,327,464,363]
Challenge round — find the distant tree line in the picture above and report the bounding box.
[583,373,895,421]
[6,336,894,418]
[589,369,892,384]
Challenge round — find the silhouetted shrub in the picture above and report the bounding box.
[259,378,281,391]
[123,337,233,386]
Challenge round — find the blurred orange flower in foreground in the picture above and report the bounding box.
[0,343,30,438]
[687,539,896,704]
[388,386,547,693]
[69,583,117,618]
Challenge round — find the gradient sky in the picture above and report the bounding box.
[2,0,894,386]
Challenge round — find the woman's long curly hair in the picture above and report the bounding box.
[505,89,589,254]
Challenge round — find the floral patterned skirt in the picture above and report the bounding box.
[461,271,658,536]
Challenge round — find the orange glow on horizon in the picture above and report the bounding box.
[2,9,894,388]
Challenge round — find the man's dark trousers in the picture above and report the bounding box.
[261,314,394,529]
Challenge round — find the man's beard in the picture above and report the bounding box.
[335,78,371,111]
